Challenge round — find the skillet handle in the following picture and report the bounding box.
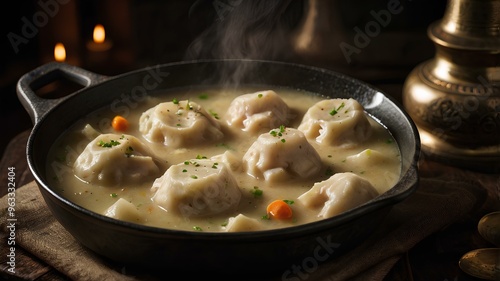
[16,62,108,124]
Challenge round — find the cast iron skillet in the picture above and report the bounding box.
[17,59,420,277]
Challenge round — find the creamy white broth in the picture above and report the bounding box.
[46,87,401,232]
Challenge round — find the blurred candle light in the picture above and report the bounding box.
[54,43,66,62]
[87,24,112,52]
[42,42,73,98]
[93,24,106,44]
[86,24,113,70]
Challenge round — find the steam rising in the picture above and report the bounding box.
[184,0,300,86]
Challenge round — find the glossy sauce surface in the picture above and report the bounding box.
[46,87,401,232]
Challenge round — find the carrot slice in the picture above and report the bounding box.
[266,200,293,220]
[112,115,129,132]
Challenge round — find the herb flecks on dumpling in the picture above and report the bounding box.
[74,134,160,186]
[139,100,224,148]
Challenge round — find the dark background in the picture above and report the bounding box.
[0,0,447,158]
[5,2,497,281]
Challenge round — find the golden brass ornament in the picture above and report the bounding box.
[402,0,500,172]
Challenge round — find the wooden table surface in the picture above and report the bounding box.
[1,130,499,281]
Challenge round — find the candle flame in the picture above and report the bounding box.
[93,24,106,44]
[54,43,66,62]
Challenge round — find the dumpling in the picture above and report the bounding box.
[139,100,223,148]
[224,90,291,134]
[298,98,372,147]
[105,198,143,223]
[243,126,323,182]
[151,158,241,218]
[74,134,160,186]
[298,172,379,218]
[345,149,400,193]
[223,214,264,232]
[210,150,242,172]
[81,124,100,141]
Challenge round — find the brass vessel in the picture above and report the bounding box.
[402,0,500,172]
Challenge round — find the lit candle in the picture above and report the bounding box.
[54,42,66,62]
[94,24,105,43]
[86,24,113,69]
[40,42,67,97]
[87,24,112,52]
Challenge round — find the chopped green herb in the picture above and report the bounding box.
[270,125,287,143]
[261,214,270,220]
[198,94,209,100]
[250,187,263,197]
[386,139,394,144]
[209,110,219,119]
[110,193,118,198]
[196,154,207,159]
[216,143,233,150]
[193,226,203,231]
[172,98,179,104]
[182,169,187,173]
[98,140,120,148]
[125,146,134,157]
[329,102,345,116]
[283,200,294,205]
[221,221,228,227]
[190,175,198,179]
[184,160,200,167]
[258,93,263,98]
